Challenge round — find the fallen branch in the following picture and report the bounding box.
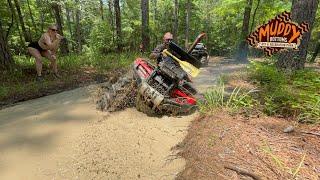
[301,131,320,137]
[224,165,262,180]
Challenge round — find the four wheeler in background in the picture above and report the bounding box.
[190,43,209,66]
[188,33,209,67]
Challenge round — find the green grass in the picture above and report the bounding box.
[58,52,139,72]
[248,61,320,124]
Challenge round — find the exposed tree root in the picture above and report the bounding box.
[224,165,262,180]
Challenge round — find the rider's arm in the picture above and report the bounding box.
[149,44,165,60]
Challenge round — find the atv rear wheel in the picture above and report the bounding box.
[135,93,157,116]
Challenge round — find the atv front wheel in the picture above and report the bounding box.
[135,93,157,116]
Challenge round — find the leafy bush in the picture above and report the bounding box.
[89,20,114,53]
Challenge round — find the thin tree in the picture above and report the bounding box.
[310,40,320,63]
[74,0,82,53]
[236,0,253,62]
[7,0,24,47]
[0,19,14,69]
[276,0,320,70]
[99,0,104,20]
[13,0,32,42]
[114,0,122,51]
[152,0,158,46]
[250,0,261,32]
[36,0,45,32]
[185,0,190,49]
[141,0,150,51]
[108,0,115,44]
[26,0,38,35]
[65,5,73,51]
[173,0,179,42]
[52,2,69,55]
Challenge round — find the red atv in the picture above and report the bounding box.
[133,41,202,115]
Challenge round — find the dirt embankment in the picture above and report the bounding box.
[177,112,320,179]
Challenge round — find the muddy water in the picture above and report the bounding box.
[0,57,244,179]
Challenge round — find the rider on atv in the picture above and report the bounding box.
[150,32,173,64]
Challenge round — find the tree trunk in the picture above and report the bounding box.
[36,0,45,32]
[185,0,190,49]
[205,2,211,48]
[65,6,73,51]
[7,0,24,47]
[152,0,158,48]
[153,0,157,23]
[52,2,69,55]
[26,0,38,35]
[99,0,104,20]
[173,0,179,42]
[13,0,32,42]
[108,0,115,44]
[250,0,260,32]
[114,0,122,51]
[276,0,319,70]
[0,19,13,69]
[141,0,150,51]
[5,8,14,41]
[236,0,252,62]
[75,0,82,53]
[311,41,320,62]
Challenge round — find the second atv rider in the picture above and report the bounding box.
[150,32,173,64]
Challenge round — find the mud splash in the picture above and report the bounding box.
[95,71,138,112]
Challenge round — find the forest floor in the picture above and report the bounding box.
[0,66,126,110]
[0,57,319,179]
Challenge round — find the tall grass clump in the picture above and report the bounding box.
[198,78,257,113]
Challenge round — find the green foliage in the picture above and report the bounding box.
[248,61,286,88]
[248,61,320,124]
[248,61,294,115]
[89,20,114,53]
[0,0,294,57]
[198,78,256,113]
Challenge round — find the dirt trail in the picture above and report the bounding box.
[0,57,245,179]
